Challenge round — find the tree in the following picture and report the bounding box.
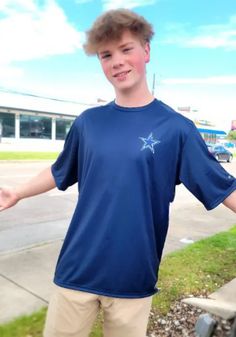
[227,130,236,140]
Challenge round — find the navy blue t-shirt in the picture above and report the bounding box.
[51,99,236,298]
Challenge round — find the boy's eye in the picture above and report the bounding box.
[123,47,133,53]
[101,54,111,59]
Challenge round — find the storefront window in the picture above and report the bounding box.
[201,132,216,144]
[56,119,73,140]
[20,115,52,139]
[0,112,15,138]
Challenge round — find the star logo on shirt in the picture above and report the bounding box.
[139,133,161,154]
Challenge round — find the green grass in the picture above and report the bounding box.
[0,152,59,160]
[1,151,235,161]
[0,225,236,337]
[153,225,236,313]
[0,308,47,337]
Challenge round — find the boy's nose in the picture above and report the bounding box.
[112,62,123,69]
[112,53,124,69]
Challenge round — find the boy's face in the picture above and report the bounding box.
[97,30,150,94]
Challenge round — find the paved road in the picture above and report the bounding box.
[0,160,235,254]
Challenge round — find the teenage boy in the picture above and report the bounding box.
[0,8,236,337]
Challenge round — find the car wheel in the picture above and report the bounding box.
[227,155,233,163]
[215,154,220,161]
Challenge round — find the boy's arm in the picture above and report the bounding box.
[0,166,56,211]
[223,189,236,212]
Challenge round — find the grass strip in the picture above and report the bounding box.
[0,308,47,337]
[153,225,236,313]
[0,225,235,337]
[1,151,235,161]
[0,152,59,160]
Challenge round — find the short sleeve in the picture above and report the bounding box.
[179,124,236,210]
[51,118,81,191]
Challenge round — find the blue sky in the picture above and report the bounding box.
[0,0,236,129]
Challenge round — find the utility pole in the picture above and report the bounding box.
[152,73,156,96]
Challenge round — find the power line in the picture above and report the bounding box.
[0,87,96,106]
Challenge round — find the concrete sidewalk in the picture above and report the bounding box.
[0,241,62,323]
[0,202,236,325]
[182,279,236,320]
[1,237,236,325]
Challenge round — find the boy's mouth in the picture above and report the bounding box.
[113,70,131,78]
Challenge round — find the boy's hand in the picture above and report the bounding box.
[0,188,19,211]
[0,167,56,212]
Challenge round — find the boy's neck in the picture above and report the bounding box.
[115,87,154,108]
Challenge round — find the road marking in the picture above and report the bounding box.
[180,238,194,244]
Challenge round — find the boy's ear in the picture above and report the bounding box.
[144,43,150,63]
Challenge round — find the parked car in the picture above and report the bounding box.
[206,144,233,163]
[223,142,235,148]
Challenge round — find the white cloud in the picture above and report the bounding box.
[0,64,24,80]
[0,0,84,66]
[162,76,236,85]
[0,0,37,13]
[163,15,236,50]
[102,0,156,11]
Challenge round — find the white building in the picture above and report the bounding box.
[176,106,227,143]
[0,94,228,151]
[0,91,98,151]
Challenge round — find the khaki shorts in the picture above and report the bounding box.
[43,285,152,337]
